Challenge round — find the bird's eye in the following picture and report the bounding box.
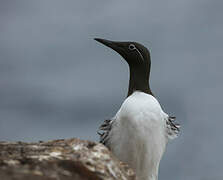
[128,44,136,51]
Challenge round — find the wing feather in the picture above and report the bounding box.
[97,118,114,147]
[166,116,180,139]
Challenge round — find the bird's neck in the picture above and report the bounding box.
[127,67,153,97]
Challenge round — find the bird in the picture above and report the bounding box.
[95,38,180,180]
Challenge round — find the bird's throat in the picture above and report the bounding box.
[127,67,153,97]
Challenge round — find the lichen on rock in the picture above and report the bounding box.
[0,138,136,180]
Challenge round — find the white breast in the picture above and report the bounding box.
[109,91,168,180]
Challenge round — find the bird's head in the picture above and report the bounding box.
[95,38,153,96]
[94,38,151,71]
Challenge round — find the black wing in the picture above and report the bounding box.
[166,116,180,139]
[97,119,114,147]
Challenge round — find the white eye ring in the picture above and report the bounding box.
[128,44,136,50]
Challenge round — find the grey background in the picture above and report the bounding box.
[0,0,223,179]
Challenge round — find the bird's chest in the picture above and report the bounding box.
[117,92,165,133]
[110,92,167,161]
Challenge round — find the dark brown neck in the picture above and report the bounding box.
[127,67,153,97]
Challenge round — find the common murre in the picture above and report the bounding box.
[95,38,180,180]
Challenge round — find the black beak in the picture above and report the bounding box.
[94,38,113,47]
[94,38,122,53]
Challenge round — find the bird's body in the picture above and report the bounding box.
[108,91,167,180]
[95,38,179,180]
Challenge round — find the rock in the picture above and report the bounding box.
[0,138,136,180]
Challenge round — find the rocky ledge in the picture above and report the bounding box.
[0,138,135,180]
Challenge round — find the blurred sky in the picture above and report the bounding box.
[0,0,223,179]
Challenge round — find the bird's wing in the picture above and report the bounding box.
[166,116,180,139]
[97,118,114,147]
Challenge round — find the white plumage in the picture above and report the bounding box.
[106,91,170,180]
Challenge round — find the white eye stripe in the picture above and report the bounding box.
[128,44,144,62]
[135,48,144,62]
